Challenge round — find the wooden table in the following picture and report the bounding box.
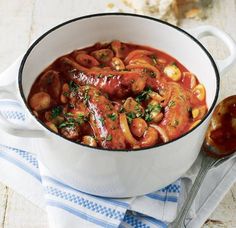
[0,0,236,227]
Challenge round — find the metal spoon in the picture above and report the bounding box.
[170,95,236,228]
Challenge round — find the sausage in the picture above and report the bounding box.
[160,82,191,140]
[58,57,144,98]
[78,86,126,149]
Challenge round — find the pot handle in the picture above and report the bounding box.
[188,25,236,74]
[0,58,45,138]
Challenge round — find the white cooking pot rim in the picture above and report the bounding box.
[18,12,220,152]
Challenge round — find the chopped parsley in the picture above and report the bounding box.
[134,104,143,117]
[63,91,69,97]
[145,113,153,122]
[147,103,162,113]
[119,106,125,113]
[107,74,114,79]
[107,113,117,121]
[51,106,62,119]
[84,86,90,104]
[126,112,136,123]
[69,81,79,92]
[76,113,88,125]
[168,100,176,108]
[64,112,73,117]
[135,87,153,103]
[106,135,112,141]
[59,113,88,128]
[144,103,162,122]
[99,117,105,126]
[59,118,75,128]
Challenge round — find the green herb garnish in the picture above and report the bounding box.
[106,135,112,141]
[51,106,62,119]
[99,117,105,126]
[84,86,90,104]
[135,87,153,103]
[134,104,143,117]
[64,112,73,117]
[76,113,88,125]
[144,103,162,122]
[145,113,153,122]
[59,118,75,128]
[107,113,117,121]
[107,74,114,79]
[147,104,162,113]
[168,100,175,108]
[119,106,125,113]
[63,91,69,97]
[126,112,136,123]
[69,81,79,92]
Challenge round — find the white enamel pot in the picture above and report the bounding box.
[0,13,236,197]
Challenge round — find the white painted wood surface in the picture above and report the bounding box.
[0,0,236,227]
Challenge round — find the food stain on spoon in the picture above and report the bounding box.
[205,95,236,157]
[170,95,236,228]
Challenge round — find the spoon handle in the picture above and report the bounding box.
[169,155,218,228]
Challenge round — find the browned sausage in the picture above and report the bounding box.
[78,86,126,149]
[57,57,145,99]
[160,82,191,140]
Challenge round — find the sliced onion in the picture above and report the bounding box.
[126,63,160,78]
[150,124,169,143]
[124,50,153,64]
[119,113,139,145]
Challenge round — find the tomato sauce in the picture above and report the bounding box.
[208,97,236,155]
[28,41,208,150]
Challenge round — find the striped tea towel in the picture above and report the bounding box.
[0,98,181,228]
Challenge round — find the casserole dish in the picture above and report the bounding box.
[0,13,236,197]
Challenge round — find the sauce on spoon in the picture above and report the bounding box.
[170,95,236,228]
[205,95,236,157]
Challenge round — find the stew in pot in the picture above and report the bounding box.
[28,41,207,150]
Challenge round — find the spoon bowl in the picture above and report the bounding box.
[170,95,236,228]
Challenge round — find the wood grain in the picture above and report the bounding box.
[0,184,8,227]
[0,0,35,72]
[3,189,48,228]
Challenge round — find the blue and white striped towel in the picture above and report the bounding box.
[0,98,181,228]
